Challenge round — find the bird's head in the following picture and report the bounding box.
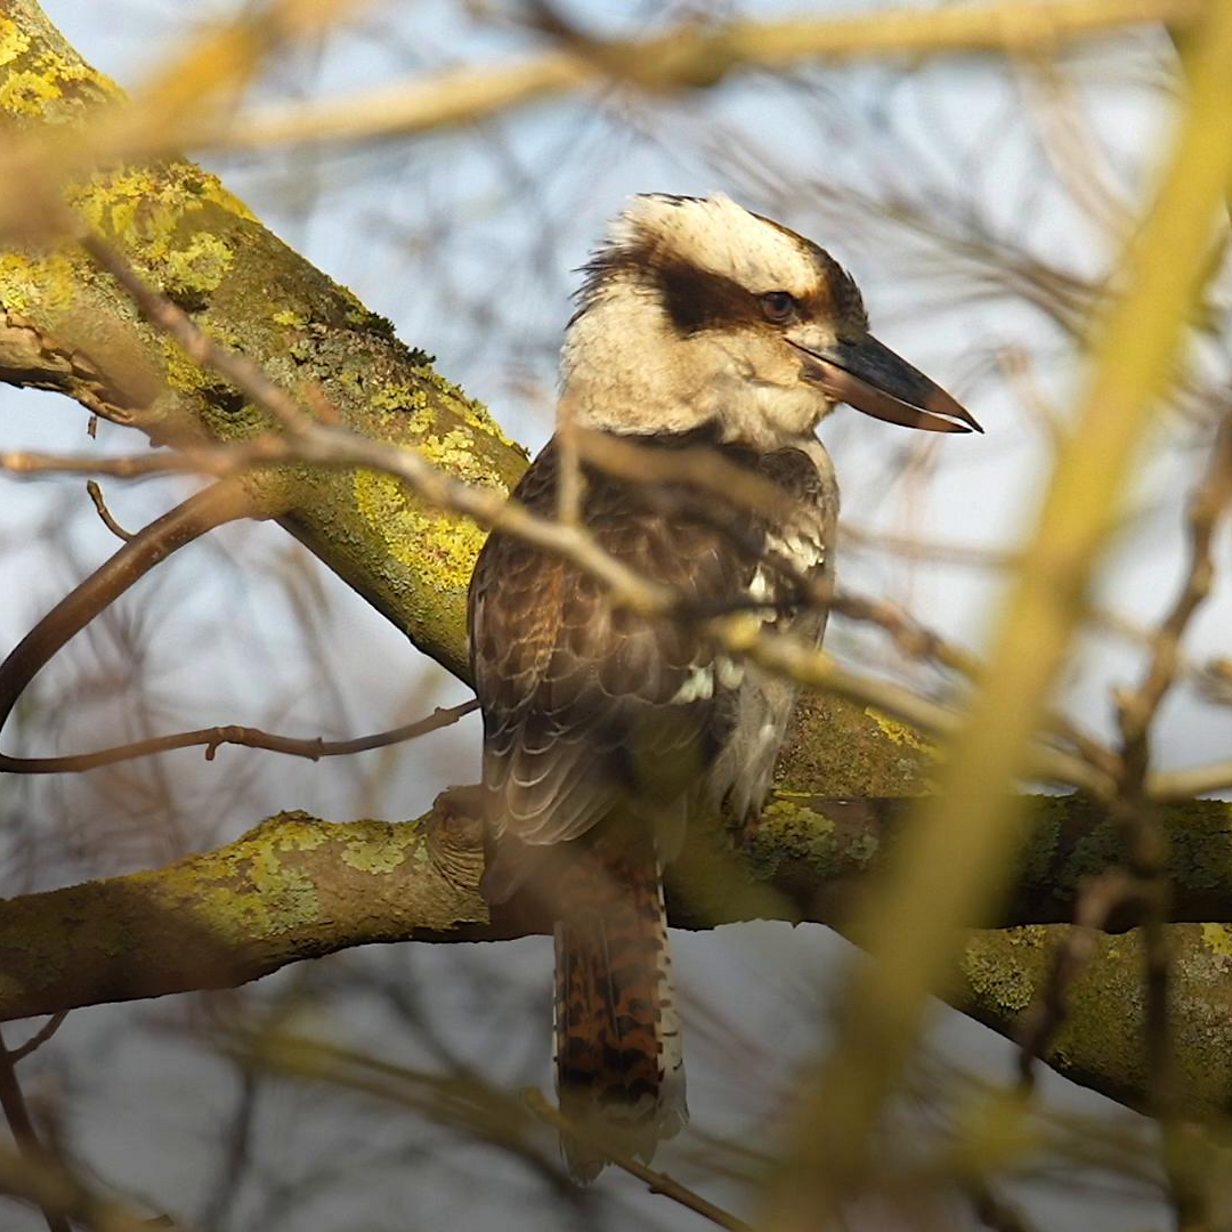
[560,193,980,448]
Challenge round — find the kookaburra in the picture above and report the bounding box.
[468,194,979,1179]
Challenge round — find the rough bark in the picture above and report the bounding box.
[6,774,1232,1119]
[0,0,528,681]
[2,0,1231,1122]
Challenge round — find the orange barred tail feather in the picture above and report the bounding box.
[552,830,687,1181]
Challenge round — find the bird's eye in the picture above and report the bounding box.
[760,291,797,324]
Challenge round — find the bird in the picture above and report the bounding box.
[467,193,980,1180]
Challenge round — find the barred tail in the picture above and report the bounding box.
[552,829,687,1181]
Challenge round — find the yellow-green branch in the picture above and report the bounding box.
[6,787,1232,1122]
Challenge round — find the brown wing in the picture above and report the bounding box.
[470,434,741,848]
[468,427,831,897]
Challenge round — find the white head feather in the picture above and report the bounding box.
[606,194,822,300]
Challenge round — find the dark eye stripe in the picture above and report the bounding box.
[571,237,844,336]
[656,260,763,334]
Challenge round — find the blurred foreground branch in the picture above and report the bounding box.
[6,776,1232,1121]
[199,0,1199,152]
[768,0,1232,1219]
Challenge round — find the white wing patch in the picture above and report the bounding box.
[668,654,745,705]
[670,665,714,704]
[716,655,744,690]
[765,529,826,574]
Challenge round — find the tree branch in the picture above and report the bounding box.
[0,0,529,684]
[5,786,1232,1120]
[196,1,1200,153]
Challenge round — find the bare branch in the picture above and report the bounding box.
[4,1015,69,1065]
[0,480,265,772]
[0,1141,172,1232]
[0,1030,70,1232]
[84,480,134,542]
[0,701,477,775]
[765,4,1232,1218]
[198,1,1200,153]
[1117,414,1232,792]
[524,1090,754,1232]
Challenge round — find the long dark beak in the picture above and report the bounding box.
[791,334,982,434]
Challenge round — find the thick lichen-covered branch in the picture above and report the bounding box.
[0,809,490,1022]
[6,778,1232,1121]
[0,0,527,682]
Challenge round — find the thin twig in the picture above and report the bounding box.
[0,1030,70,1232]
[2,443,474,774]
[964,1177,1040,1232]
[710,614,1110,796]
[1150,759,1232,801]
[6,1014,70,1065]
[1015,869,1140,1091]
[1,440,294,481]
[1117,415,1232,790]
[575,427,800,525]
[1109,415,1232,1221]
[0,700,477,775]
[84,480,134,541]
[0,1139,168,1232]
[189,1,1200,153]
[0,481,260,768]
[555,398,584,528]
[524,1090,754,1232]
[840,520,1019,570]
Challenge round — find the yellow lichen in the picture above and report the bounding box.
[34,46,113,100]
[353,468,491,592]
[162,231,234,297]
[960,929,1041,1014]
[867,708,933,753]
[416,428,495,486]
[0,249,85,318]
[1201,923,1232,960]
[271,818,330,853]
[369,380,431,420]
[761,794,836,835]
[272,308,307,327]
[0,25,121,122]
[162,340,210,393]
[65,167,254,296]
[341,828,419,874]
[0,17,31,68]
[758,795,841,866]
[176,816,331,937]
[0,67,58,114]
